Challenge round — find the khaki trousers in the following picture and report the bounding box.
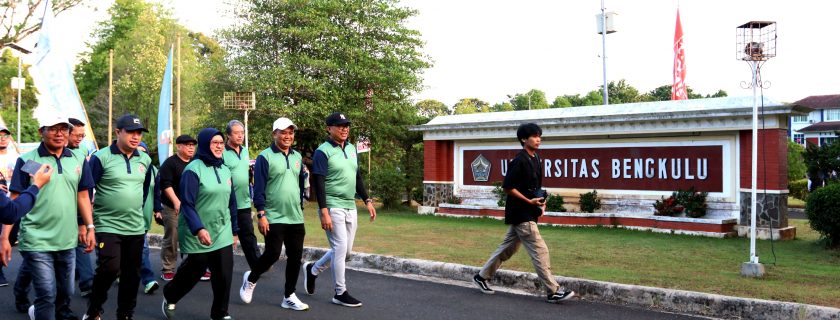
[160,204,179,273]
[479,221,559,294]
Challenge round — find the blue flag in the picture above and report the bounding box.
[157,47,174,164]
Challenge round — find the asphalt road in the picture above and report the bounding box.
[0,247,706,320]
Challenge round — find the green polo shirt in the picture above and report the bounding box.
[90,144,152,236]
[255,144,304,224]
[314,140,358,209]
[142,166,158,231]
[179,161,235,254]
[13,144,94,252]
[223,145,252,210]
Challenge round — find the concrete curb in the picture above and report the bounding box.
[146,234,840,320]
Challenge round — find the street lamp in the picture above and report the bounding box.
[736,21,776,278]
[2,43,31,145]
[596,0,617,105]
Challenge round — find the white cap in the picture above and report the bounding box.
[272,117,298,131]
[38,113,71,128]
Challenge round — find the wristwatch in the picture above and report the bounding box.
[86,224,95,230]
[256,213,266,219]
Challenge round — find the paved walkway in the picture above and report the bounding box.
[0,247,705,320]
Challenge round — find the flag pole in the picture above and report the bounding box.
[176,35,181,136]
[108,49,113,143]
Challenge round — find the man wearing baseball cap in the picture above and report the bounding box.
[158,134,197,281]
[304,112,376,307]
[85,114,153,320]
[1,113,95,319]
[239,117,309,310]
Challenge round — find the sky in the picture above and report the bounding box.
[34,0,840,107]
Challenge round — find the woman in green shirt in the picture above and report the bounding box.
[162,128,239,320]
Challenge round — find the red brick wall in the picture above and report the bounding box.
[424,140,454,181]
[739,129,788,190]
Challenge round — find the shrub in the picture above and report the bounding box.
[805,182,840,248]
[788,140,807,183]
[492,181,506,207]
[545,194,566,212]
[674,187,708,218]
[444,194,462,205]
[789,179,808,201]
[410,187,424,205]
[653,196,683,216]
[579,190,601,213]
[370,162,407,209]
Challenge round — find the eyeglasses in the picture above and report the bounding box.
[0,134,9,140]
[71,133,86,139]
[46,126,70,134]
[210,141,226,146]
[331,125,351,130]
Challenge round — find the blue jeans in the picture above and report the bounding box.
[141,234,155,285]
[21,249,75,320]
[75,242,94,292]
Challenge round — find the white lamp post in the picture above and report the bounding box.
[2,43,31,144]
[596,1,616,105]
[736,21,776,278]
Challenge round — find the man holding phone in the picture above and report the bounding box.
[1,113,95,319]
[472,123,575,304]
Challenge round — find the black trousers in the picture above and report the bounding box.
[237,208,261,268]
[86,232,144,318]
[247,223,305,297]
[163,245,233,320]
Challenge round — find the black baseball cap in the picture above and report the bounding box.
[175,134,197,145]
[325,112,351,126]
[115,114,149,132]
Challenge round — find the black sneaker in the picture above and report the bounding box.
[547,288,576,303]
[0,271,8,287]
[15,299,29,313]
[473,274,494,294]
[81,311,101,320]
[303,262,316,295]
[161,299,176,319]
[331,291,362,307]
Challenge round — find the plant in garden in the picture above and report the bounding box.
[579,190,601,213]
[492,181,506,207]
[788,179,808,201]
[805,182,840,248]
[653,196,683,216]
[674,187,708,218]
[545,194,566,212]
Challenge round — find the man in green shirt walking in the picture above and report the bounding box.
[223,120,260,269]
[304,112,376,307]
[239,117,309,311]
[1,113,95,320]
[84,114,152,320]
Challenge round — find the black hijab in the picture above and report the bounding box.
[194,128,225,168]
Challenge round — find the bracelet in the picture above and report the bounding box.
[86,224,95,230]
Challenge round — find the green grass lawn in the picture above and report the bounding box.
[788,196,806,208]
[150,204,840,308]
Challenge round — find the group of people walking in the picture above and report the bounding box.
[0,111,377,320]
[0,109,576,319]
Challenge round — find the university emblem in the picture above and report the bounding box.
[471,154,491,182]
[75,165,82,175]
[138,164,146,174]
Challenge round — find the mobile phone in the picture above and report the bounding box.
[21,160,43,176]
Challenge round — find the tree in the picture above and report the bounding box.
[551,96,572,108]
[453,98,490,114]
[641,84,728,101]
[220,0,430,160]
[509,89,548,110]
[491,102,514,112]
[75,0,232,160]
[0,50,38,142]
[788,140,807,182]
[0,0,84,44]
[803,140,840,191]
[416,99,449,118]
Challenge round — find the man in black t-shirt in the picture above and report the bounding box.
[157,134,195,281]
[472,123,576,304]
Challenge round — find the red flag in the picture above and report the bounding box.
[672,9,688,100]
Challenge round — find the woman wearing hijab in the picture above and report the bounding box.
[161,128,239,320]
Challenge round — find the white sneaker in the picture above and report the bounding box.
[281,293,310,311]
[239,271,257,304]
[28,305,34,320]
